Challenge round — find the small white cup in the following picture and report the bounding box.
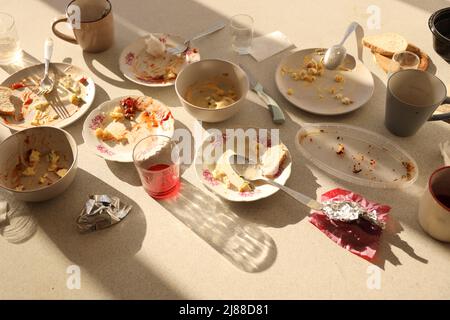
[418,166,450,242]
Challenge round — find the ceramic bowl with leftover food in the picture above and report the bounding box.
[0,126,78,201]
[175,59,249,122]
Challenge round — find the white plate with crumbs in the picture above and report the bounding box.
[295,123,418,188]
[275,48,374,115]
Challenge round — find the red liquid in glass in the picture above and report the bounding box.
[141,163,180,199]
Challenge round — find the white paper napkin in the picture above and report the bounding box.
[440,141,450,166]
[249,31,294,62]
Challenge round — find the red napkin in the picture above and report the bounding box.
[310,188,390,261]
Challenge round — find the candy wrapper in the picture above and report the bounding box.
[77,195,132,233]
[310,188,390,261]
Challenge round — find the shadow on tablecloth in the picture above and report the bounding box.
[23,168,184,299]
[158,178,278,273]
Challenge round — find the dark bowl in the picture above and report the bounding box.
[429,7,450,62]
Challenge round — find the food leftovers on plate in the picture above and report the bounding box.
[184,76,238,109]
[280,49,353,106]
[7,148,69,191]
[129,34,197,84]
[211,141,288,192]
[94,96,173,145]
[0,69,88,127]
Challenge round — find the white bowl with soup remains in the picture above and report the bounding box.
[0,126,78,202]
[175,59,249,122]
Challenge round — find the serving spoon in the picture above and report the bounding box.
[230,154,385,228]
[323,22,358,70]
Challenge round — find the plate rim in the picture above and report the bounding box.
[275,48,374,116]
[0,62,96,131]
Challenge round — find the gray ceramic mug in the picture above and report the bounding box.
[385,69,450,137]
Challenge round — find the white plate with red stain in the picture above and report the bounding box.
[194,128,292,202]
[0,63,95,131]
[82,95,174,162]
[119,33,200,87]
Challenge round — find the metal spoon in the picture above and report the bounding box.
[167,22,226,55]
[38,37,54,95]
[323,22,358,70]
[229,154,386,227]
[230,154,322,210]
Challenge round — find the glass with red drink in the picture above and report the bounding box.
[132,135,180,199]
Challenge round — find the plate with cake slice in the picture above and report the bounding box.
[82,95,175,162]
[195,128,292,202]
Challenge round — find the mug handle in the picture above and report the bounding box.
[51,17,78,44]
[430,97,450,121]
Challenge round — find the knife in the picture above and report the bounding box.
[239,64,285,124]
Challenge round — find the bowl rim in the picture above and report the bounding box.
[0,126,78,194]
[175,58,249,112]
[429,7,450,42]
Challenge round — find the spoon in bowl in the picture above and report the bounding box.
[323,22,358,70]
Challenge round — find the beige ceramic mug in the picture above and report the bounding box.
[418,166,450,242]
[52,0,114,53]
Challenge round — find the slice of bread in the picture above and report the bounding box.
[362,33,408,56]
[0,86,15,116]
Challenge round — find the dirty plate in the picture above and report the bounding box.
[195,128,292,202]
[295,123,418,188]
[276,48,374,115]
[119,33,200,87]
[82,95,174,162]
[0,63,95,131]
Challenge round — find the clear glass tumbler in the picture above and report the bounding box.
[0,13,21,64]
[133,135,180,199]
[389,50,420,73]
[230,14,254,54]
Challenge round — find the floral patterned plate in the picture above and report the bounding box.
[194,128,292,202]
[82,95,175,162]
[119,33,201,87]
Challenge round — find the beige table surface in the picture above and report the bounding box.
[0,0,450,300]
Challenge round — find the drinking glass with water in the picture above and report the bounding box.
[0,13,21,64]
[230,14,254,54]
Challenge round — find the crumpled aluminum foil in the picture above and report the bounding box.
[77,195,132,233]
[321,200,386,229]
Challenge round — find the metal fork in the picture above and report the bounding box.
[45,91,71,119]
[38,38,54,96]
[167,22,225,55]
